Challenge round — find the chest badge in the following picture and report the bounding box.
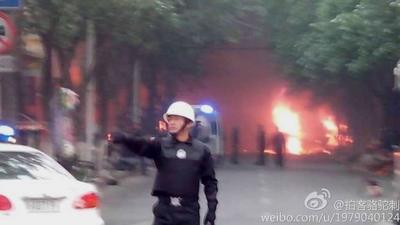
[176,149,187,159]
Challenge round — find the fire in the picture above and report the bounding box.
[321,117,353,147]
[322,117,339,147]
[322,118,338,133]
[264,149,277,155]
[272,105,303,155]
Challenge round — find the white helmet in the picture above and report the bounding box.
[163,101,195,122]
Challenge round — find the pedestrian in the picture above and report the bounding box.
[111,101,218,225]
[231,127,240,164]
[272,126,286,168]
[255,125,266,166]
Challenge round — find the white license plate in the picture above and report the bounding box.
[25,199,61,213]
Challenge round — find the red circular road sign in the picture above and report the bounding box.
[0,12,17,54]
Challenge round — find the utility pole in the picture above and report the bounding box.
[85,20,96,147]
[132,59,141,125]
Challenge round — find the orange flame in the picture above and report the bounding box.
[321,118,353,147]
[264,149,277,155]
[273,105,303,155]
[322,117,339,147]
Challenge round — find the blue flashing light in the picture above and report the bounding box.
[200,105,214,114]
[0,125,15,136]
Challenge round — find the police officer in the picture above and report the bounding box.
[111,101,218,225]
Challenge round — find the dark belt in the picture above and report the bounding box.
[157,196,198,207]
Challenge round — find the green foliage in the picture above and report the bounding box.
[263,0,400,87]
[261,0,400,140]
[23,0,251,79]
[23,0,85,50]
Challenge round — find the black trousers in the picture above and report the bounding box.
[152,199,200,225]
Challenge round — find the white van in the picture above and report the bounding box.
[191,105,224,163]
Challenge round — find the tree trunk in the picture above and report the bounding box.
[143,63,158,134]
[75,89,86,141]
[94,44,111,136]
[57,49,73,89]
[340,82,381,154]
[97,68,108,136]
[41,35,54,124]
[125,51,136,117]
[162,72,177,111]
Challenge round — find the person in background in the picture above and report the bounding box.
[255,125,266,166]
[272,126,286,168]
[231,127,240,164]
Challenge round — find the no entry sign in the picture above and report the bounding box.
[0,12,16,54]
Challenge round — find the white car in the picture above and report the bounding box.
[0,143,105,225]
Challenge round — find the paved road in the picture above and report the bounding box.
[100,157,397,225]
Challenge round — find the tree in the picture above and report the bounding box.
[262,0,400,149]
[89,0,253,134]
[23,0,86,122]
[136,0,255,132]
[22,0,261,138]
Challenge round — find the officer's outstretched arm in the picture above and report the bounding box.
[112,134,161,159]
[201,149,218,225]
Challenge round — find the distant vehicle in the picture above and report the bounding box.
[0,143,105,225]
[192,105,224,163]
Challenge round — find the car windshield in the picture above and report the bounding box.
[0,151,73,180]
